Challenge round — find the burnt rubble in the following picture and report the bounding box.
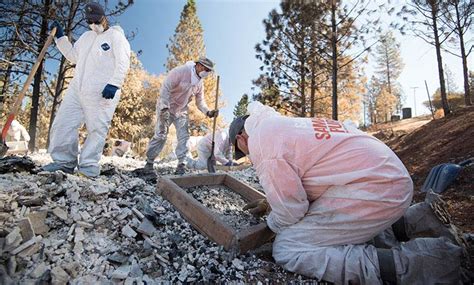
[0,154,318,284]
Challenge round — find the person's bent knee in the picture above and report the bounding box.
[153,133,167,141]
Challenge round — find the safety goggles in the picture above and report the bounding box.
[87,19,102,25]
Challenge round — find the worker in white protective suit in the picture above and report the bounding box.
[187,129,235,170]
[42,2,130,177]
[7,120,30,142]
[111,140,131,157]
[142,57,219,175]
[229,101,467,284]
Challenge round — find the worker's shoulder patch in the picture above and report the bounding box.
[101,43,110,51]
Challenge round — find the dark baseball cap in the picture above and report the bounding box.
[229,115,249,160]
[85,2,105,23]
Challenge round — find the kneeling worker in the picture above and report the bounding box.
[187,128,235,170]
[231,101,465,284]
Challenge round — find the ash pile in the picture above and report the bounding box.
[0,155,316,284]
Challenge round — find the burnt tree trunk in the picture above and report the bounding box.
[431,3,450,116]
[454,3,471,106]
[28,0,51,151]
[331,0,338,120]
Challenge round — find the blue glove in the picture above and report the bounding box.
[102,84,119,99]
[50,21,64,38]
[206,110,219,118]
[225,161,236,166]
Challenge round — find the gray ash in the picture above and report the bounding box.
[185,185,265,230]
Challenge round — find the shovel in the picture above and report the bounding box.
[0,27,57,157]
[207,75,220,173]
[421,158,473,194]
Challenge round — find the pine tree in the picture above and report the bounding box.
[441,0,473,106]
[396,1,451,115]
[233,94,249,118]
[373,31,404,112]
[165,0,223,135]
[375,85,397,123]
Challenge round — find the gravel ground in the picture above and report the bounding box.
[0,153,322,284]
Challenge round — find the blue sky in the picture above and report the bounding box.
[109,0,471,124]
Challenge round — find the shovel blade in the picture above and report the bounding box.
[0,141,8,158]
[207,154,216,173]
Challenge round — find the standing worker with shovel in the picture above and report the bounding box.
[140,57,218,175]
[42,2,131,177]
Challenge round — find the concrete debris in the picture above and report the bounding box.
[52,207,68,221]
[17,241,41,257]
[51,266,70,285]
[4,227,22,252]
[7,256,16,276]
[232,258,245,271]
[111,265,131,279]
[121,224,138,238]
[108,252,129,264]
[11,235,42,255]
[30,262,48,279]
[0,153,316,283]
[74,227,85,242]
[137,218,156,236]
[18,218,35,241]
[27,210,49,235]
[131,207,145,220]
[76,221,93,229]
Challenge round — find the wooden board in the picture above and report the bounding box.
[157,173,273,253]
[236,223,275,254]
[224,174,265,202]
[157,177,236,249]
[170,173,226,188]
[215,163,252,172]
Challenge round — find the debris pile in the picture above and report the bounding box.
[0,155,317,283]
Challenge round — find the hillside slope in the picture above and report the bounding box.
[383,106,473,244]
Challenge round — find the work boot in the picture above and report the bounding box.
[174,163,186,175]
[143,161,154,172]
[377,237,465,284]
[76,171,96,179]
[41,162,74,174]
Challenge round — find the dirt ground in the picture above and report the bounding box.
[376,106,474,269]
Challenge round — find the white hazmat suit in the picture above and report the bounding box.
[7,120,30,142]
[48,26,130,177]
[146,62,210,165]
[243,102,464,284]
[188,129,232,170]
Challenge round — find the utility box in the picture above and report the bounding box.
[402,108,412,119]
[391,115,401,122]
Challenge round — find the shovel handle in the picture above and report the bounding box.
[211,76,220,144]
[1,27,56,141]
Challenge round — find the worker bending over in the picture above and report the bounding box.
[231,101,466,284]
[187,129,234,170]
[7,120,30,143]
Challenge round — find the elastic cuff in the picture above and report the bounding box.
[376,248,397,284]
